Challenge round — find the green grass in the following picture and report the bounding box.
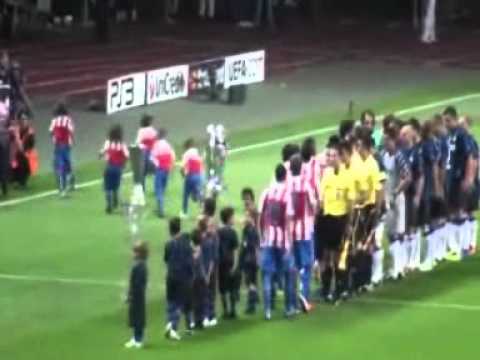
[1,89,480,360]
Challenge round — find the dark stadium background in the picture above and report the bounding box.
[47,0,480,22]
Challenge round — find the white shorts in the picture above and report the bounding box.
[386,192,406,236]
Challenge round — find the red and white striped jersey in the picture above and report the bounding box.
[301,152,328,199]
[287,175,317,241]
[182,148,203,175]
[150,139,176,171]
[284,160,292,182]
[49,115,74,146]
[136,126,157,151]
[102,140,129,167]
[258,182,292,251]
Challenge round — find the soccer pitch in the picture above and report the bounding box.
[1,89,480,360]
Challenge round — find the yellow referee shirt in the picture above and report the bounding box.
[351,152,382,206]
[320,166,355,216]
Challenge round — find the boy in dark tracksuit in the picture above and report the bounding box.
[218,207,240,319]
[164,217,194,341]
[191,228,208,329]
[240,207,260,314]
[200,219,219,327]
[125,242,148,349]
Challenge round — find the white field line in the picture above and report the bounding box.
[1,92,480,209]
[2,271,480,312]
[0,273,124,288]
[356,297,480,312]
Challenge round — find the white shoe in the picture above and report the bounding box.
[202,318,211,328]
[164,322,172,338]
[179,212,188,219]
[124,338,142,349]
[420,262,434,272]
[167,329,181,341]
[208,318,218,327]
[265,310,272,321]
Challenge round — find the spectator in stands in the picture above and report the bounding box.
[234,0,256,28]
[0,94,9,196]
[0,51,32,120]
[199,0,215,19]
[255,0,276,31]
[94,0,110,42]
[165,0,180,24]
[19,111,38,177]
[9,111,37,188]
[0,0,14,40]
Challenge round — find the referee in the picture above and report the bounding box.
[318,136,354,303]
[351,129,383,292]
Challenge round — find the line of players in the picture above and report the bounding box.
[258,106,479,320]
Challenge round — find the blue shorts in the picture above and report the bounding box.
[143,150,153,175]
[53,144,71,174]
[104,164,123,192]
[293,240,314,270]
[260,247,294,275]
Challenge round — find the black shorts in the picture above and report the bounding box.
[430,196,448,221]
[466,183,480,213]
[242,263,258,286]
[166,277,193,307]
[405,194,419,230]
[418,195,431,227]
[321,214,348,251]
[447,180,469,213]
[218,263,240,294]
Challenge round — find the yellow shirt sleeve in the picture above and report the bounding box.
[319,167,331,198]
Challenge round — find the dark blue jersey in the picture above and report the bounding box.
[422,138,440,197]
[128,259,147,329]
[164,233,194,282]
[447,127,475,182]
[201,232,219,271]
[240,223,260,267]
[217,225,239,266]
[438,135,449,169]
[129,260,147,303]
[470,135,480,187]
[403,143,424,196]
